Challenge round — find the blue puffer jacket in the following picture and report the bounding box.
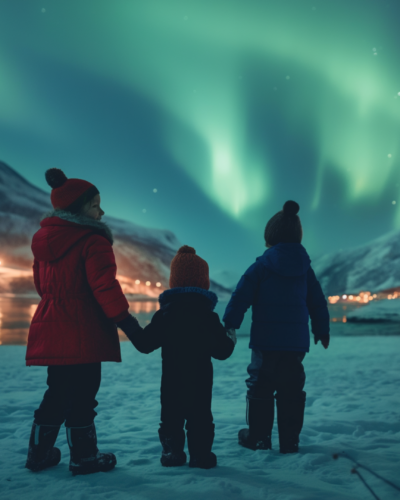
[223,243,330,352]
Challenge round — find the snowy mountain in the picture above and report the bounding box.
[0,161,231,298]
[312,229,400,296]
[210,270,242,292]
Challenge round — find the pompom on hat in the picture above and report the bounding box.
[264,200,303,246]
[45,168,99,212]
[169,245,210,290]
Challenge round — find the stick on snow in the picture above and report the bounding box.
[333,451,400,499]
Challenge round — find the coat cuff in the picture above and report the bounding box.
[111,310,130,323]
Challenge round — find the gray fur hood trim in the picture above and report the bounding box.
[41,209,114,244]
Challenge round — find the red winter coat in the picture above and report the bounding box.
[26,212,129,366]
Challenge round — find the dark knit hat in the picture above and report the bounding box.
[45,168,99,213]
[169,245,210,290]
[264,200,302,246]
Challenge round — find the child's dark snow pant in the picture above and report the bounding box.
[27,363,116,474]
[34,363,101,427]
[246,350,306,452]
[159,384,215,460]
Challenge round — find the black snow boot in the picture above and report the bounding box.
[25,423,61,472]
[159,429,187,467]
[189,451,217,469]
[187,423,216,469]
[238,396,274,451]
[276,391,306,454]
[66,423,116,476]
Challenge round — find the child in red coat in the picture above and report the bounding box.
[25,169,141,475]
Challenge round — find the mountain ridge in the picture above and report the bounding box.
[0,161,231,299]
[312,227,400,295]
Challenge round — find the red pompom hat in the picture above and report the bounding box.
[45,168,99,211]
[169,246,210,290]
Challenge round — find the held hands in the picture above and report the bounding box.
[226,328,237,345]
[116,314,142,341]
[314,335,330,349]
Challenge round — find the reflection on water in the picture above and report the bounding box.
[0,295,399,346]
[0,296,160,346]
[327,303,363,323]
[128,300,159,315]
[0,296,39,345]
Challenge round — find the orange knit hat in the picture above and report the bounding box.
[169,246,210,290]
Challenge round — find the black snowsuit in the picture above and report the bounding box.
[132,287,235,458]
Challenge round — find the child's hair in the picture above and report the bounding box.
[66,191,98,215]
[264,200,302,246]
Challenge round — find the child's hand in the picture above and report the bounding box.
[117,314,142,340]
[314,335,330,349]
[226,328,237,345]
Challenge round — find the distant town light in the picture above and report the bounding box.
[146,281,151,286]
[156,282,161,287]
[135,280,140,285]
[349,295,353,300]
[30,304,38,318]
[342,295,347,299]
[392,201,397,205]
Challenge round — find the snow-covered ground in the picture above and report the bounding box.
[1,337,400,500]
[347,299,400,323]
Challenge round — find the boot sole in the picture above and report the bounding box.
[238,440,272,451]
[238,435,272,451]
[25,448,61,472]
[188,461,216,469]
[160,452,187,467]
[188,453,217,469]
[70,463,116,476]
[69,455,117,476]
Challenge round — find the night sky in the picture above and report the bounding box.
[1,0,399,276]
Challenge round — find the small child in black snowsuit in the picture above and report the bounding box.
[120,245,235,469]
[223,200,330,454]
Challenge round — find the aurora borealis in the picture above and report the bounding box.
[0,0,399,274]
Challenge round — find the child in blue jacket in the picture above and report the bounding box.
[223,200,330,454]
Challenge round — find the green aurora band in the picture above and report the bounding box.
[0,0,399,231]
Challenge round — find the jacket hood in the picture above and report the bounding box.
[159,287,218,311]
[32,210,113,262]
[259,243,311,277]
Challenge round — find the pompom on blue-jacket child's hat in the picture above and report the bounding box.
[169,246,210,290]
[264,200,303,246]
